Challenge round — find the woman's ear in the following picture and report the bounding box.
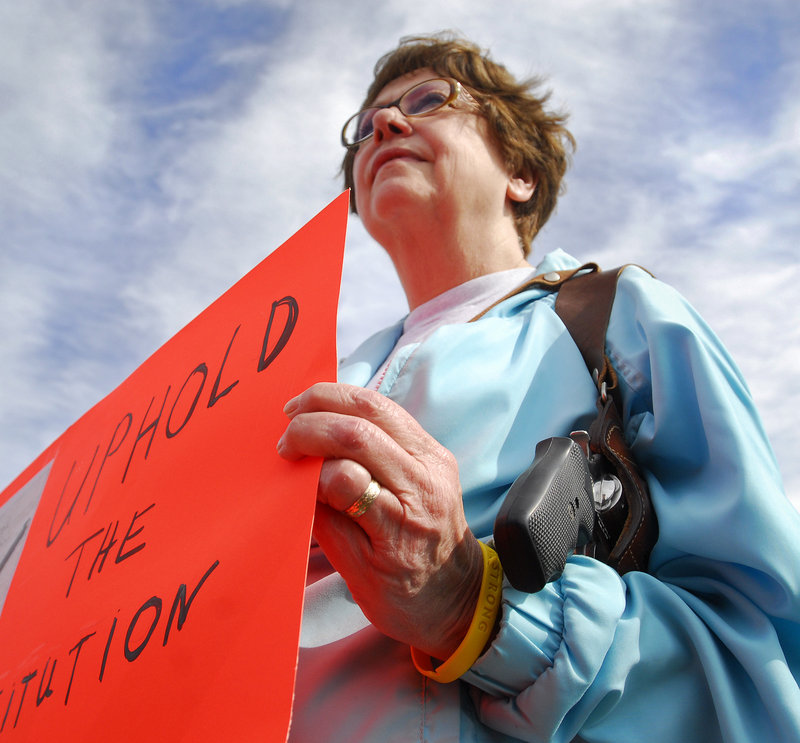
[506,169,537,203]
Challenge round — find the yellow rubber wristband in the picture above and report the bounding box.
[410,541,503,683]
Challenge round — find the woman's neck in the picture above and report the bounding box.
[384,220,529,310]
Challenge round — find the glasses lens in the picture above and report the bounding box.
[342,109,374,146]
[341,79,458,147]
[354,108,378,143]
[400,79,454,117]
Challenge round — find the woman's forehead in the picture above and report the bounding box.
[371,68,437,106]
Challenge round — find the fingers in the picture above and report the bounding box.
[283,383,434,459]
[277,381,461,537]
[277,406,424,495]
[316,458,399,522]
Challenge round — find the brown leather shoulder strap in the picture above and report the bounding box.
[470,262,646,410]
[469,265,593,323]
[470,262,620,402]
[554,265,625,409]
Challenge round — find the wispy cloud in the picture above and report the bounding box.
[1,0,798,507]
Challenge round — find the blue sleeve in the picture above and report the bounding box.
[464,267,800,742]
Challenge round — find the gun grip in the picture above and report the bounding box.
[493,437,595,593]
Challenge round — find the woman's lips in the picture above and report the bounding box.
[371,148,422,180]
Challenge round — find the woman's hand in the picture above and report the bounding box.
[277,382,484,660]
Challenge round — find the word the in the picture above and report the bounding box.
[64,503,155,598]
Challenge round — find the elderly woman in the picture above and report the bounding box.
[278,35,800,742]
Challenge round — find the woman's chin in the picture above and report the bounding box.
[362,181,436,226]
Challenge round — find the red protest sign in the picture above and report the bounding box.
[0,192,348,741]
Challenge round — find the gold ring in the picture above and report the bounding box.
[344,479,381,519]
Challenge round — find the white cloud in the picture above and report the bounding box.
[0,0,797,510]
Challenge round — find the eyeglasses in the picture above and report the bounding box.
[341,78,471,149]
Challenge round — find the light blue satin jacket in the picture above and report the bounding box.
[290,250,800,742]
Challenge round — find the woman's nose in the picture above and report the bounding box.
[372,105,413,143]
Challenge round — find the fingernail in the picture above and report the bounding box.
[283,396,299,416]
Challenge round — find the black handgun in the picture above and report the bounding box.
[493,436,600,593]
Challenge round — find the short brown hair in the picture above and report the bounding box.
[341,33,575,253]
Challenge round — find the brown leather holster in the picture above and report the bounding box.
[475,264,658,576]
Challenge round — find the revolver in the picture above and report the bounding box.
[493,434,623,593]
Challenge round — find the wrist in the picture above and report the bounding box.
[411,541,503,683]
[435,535,485,658]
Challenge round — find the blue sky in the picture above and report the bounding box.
[1,0,798,508]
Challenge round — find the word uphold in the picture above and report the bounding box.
[46,295,299,551]
[0,560,219,735]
